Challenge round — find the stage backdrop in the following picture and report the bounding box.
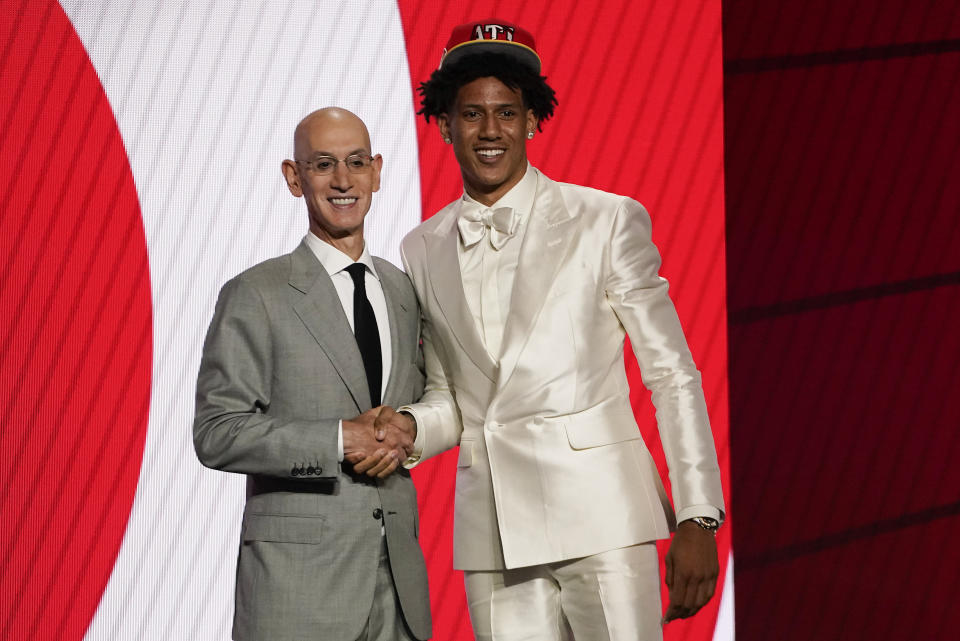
[0,2,731,640]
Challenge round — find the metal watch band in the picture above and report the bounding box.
[689,516,720,533]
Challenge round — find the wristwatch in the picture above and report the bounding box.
[687,516,720,534]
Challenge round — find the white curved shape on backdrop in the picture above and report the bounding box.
[715,549,735,641]
[61,1,420,639]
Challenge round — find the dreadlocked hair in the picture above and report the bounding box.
[418,52,558,130]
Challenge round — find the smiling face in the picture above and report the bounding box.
[439,76,537,205]
[281,108,382,249]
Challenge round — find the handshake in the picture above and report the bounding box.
[342,406,417,479]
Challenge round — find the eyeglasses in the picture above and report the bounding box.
[296,154,374,175]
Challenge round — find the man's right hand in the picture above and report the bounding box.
[342,407,414,478]
[663,520,720,623]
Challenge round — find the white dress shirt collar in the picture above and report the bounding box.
[461,163,538,223]
[303,232,380,280]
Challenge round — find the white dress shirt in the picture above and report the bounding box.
[303,233,391,461]
[403,167,535,459]
[458,164,538,359]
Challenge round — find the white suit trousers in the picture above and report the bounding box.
[464,544,662,641]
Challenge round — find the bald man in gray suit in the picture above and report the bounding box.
[194,108,431,641]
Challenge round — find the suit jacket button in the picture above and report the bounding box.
[372,508,383,519]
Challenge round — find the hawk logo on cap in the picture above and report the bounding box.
[474,24,514,41]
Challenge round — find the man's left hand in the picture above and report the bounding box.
[372,406,416,442]
[663,520,719,623]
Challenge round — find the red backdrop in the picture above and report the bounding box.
[0,3,152,639]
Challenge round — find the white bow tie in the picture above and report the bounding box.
[457,205,517,250]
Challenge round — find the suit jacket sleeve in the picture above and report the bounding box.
[399,241,463,463]
[193,275,339,479]
[603,197,725,517]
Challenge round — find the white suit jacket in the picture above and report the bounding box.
[401,169,723,571]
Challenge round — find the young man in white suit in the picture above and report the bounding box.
[368,19,725,641]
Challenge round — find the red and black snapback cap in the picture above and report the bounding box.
[439,19,541,73]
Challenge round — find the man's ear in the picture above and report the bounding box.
[281,159,303,197]
[438,114,452,144]
[526,108,538,135]
[370,154,383,193]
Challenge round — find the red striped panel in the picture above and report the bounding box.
[725,1,960,639]
[0,2,152,640]
[737,513,960,640]
[726,53,960,312]
[731,287,960,554]
[724,0,960,60]
[398,2,730,639]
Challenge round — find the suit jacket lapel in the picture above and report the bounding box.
[424,206,498,382]
[289,242,369,411]
[497,172,578,392]
[377,259,411,407]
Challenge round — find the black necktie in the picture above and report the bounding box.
[345,263,381,407]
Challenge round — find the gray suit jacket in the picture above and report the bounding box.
[194,241,431,641]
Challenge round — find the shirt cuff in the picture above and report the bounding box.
[397,406,424,468]
[337,419,344,463]
[676,505,723,525]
